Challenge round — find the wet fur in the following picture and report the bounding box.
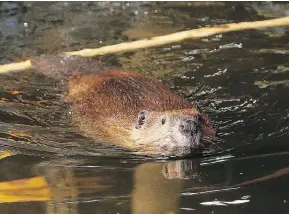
[67,71,193,147]
[31,55,214,156]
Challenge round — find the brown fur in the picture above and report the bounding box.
[30,55,215,156]
[66,70,214,155]
[67,70,190,142]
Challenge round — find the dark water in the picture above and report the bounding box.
[1,2,289,213]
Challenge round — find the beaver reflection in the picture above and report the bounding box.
[32,158,201,214]
[132,159,201,214]
[0,157,202,214]
[162,159,201,180]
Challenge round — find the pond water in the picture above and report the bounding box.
[1,2,289,214]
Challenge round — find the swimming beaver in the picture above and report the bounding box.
[31,55,215,157]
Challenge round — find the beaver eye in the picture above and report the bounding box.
[138,111,147,126]
[161,118,166,125]
[139,113,146,121]
[136,110,150,129]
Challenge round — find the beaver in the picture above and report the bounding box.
[31,55,215,157]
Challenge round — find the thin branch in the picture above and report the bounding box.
[1,16,289,74]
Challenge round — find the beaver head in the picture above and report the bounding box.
[131,109,215,156]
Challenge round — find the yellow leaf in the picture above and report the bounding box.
[0,98,8,102]
[0,177,51,203]
[9,131,32,138]
[9,90,21,95]
[0,151,13,160]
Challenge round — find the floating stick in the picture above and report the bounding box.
[1,17,289,74]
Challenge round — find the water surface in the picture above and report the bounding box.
[1,2,289,214]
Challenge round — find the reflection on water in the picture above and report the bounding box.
[1,1,289,214]
[1,153,289,213]
[0,157,206,214]
[2,155,289,213]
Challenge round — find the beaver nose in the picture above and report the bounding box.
[179,119,199,136]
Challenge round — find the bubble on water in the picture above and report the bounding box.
[171,44,181,49]
[204,68,227,78]
[241,195,251,199]
[163,47,171,51]
[182,56,195,62]
[219,43,242,49]
[180,208,196,211]
[212,38,220,42]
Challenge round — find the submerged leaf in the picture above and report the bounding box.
[0,177,51,203]
[0,98,8,102]
[9,90,21,95]
[8,130,32,138]
[0,151,13,160]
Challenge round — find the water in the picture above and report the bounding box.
[1,2,289,213]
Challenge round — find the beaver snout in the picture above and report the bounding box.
[179,119,199,136]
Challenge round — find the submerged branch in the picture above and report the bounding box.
[1,16,289,74]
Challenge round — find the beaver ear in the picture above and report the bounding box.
[197,113,216,136]
[135,110,150,129]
